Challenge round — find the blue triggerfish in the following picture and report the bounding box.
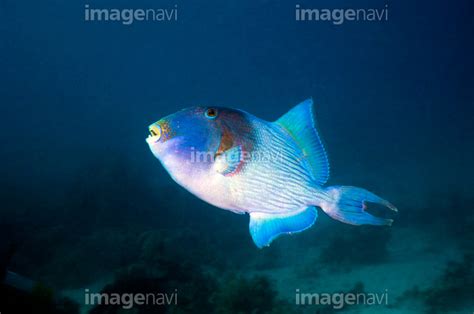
[146,99,397,248]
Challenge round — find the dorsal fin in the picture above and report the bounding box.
[275,99,330,185]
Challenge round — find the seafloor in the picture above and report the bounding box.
[1,154,472,313]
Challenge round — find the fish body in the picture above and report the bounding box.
[146,99,397,248]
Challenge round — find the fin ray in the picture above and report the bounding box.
[320,186,397,226]
[249,207,318,248]
[275,98,329,185]
[215,145,243,176]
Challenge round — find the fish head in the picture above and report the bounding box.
[146,106,244,187]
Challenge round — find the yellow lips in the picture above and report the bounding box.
[147,124,162,142]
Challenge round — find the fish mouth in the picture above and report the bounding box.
[146,123,162,144]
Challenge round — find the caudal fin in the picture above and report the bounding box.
[320,186,397,226]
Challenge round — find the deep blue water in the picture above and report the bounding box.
[1,1,473,313]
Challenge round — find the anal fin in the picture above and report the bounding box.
[249,207,318,248]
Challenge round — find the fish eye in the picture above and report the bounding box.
[205,108,218,119]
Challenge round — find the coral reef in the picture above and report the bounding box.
[88,261,293,314]
[0,283,79,314]
[397,254,474,313]
[319,224,391,270]
[212,275,293,314]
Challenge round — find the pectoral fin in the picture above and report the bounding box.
[249,207,318,248]
[215,145,243,176]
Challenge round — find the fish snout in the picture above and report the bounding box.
[146,123,162,144]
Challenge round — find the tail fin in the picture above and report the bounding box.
[320,186,398,226]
